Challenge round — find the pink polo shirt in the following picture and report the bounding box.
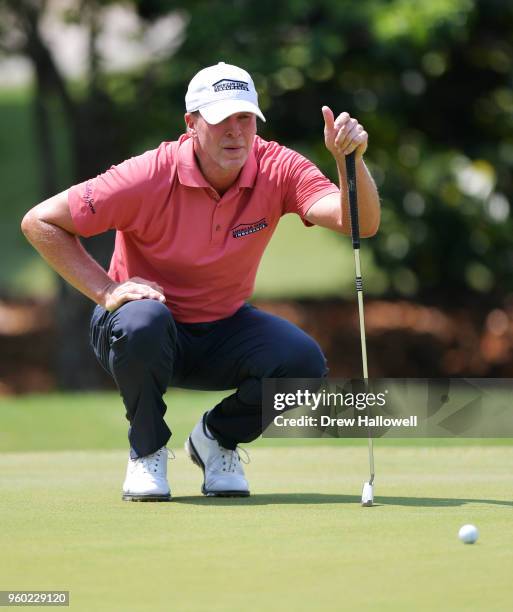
[68,134,339,322]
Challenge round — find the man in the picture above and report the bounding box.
[21,62,380,501]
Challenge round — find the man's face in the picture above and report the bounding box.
[187,112,257,173]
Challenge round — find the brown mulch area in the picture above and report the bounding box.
[0,299,56,394]
[1,297,513,395]
[256,298,513,378]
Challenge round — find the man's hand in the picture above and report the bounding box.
[102,277,166,312]
[322,106,368,161]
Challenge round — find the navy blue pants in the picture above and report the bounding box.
[90,300,327,457]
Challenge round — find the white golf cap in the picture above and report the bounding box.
[185,62,266,125]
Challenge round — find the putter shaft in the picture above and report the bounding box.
[353,247,375,486]
[345,152,375,490]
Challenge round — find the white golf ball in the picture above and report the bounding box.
[458,524,479,544]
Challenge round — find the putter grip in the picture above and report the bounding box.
[345,151,360,249]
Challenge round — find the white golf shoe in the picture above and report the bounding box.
[122,446,172,501]
[185,413,250,497]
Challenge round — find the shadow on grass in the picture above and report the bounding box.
[172,493,513,507]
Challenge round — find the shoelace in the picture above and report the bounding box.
[136,447,174,474]
[221,446,250,472]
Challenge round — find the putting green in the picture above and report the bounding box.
[1,445,512,611]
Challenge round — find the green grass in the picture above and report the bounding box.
[254,213,387,298]
[1,392,512,610]
[0,88,40,216]
[0,87,69,296]
[0,88,50,294]
[1,446,512,611]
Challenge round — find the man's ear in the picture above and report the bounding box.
[184,112,197,137]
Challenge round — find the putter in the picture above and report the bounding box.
[345,151,375,507]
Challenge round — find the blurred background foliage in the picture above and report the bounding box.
[1,0,513,386]
[1,0,512,299]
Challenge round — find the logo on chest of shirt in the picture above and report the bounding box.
[231,218,268,239]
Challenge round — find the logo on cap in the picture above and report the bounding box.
[213,79,250,93]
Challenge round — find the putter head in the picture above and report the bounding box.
[361,481,374,507]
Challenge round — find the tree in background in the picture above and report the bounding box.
[132,0,513,300]
[1,0,512,386]
[1,0,137,387]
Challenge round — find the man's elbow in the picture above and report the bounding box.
[360,211,381,238]
[21,191,75,240]
[360,221,380,238]
[21,206,50,244]
[20,209,38,240]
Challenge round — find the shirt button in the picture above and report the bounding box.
[215,224,221,231]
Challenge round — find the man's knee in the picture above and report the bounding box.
[111,300,176,362]
[271,334,327,379]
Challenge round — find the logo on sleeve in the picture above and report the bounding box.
[213,79,250,93]
[231,218,268,238]
[82,180,96,214]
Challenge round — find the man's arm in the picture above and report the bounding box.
[304,107,380,236]
[21,190,166,311]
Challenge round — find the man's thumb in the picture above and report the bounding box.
[322,105,335,131]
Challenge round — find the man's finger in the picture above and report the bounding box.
[321,105,335,132]
[344,132,368,156]
[118,283,165,300]
[336,118,364,148]
[131,276,165,294]
[146,282,165,294]
[130,278,165,295]
[121,292,166,303]
[108,292,165,312]
[334,112,351,130]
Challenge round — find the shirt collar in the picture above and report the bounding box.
[176,136,210,188]
[176,134,257,190]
